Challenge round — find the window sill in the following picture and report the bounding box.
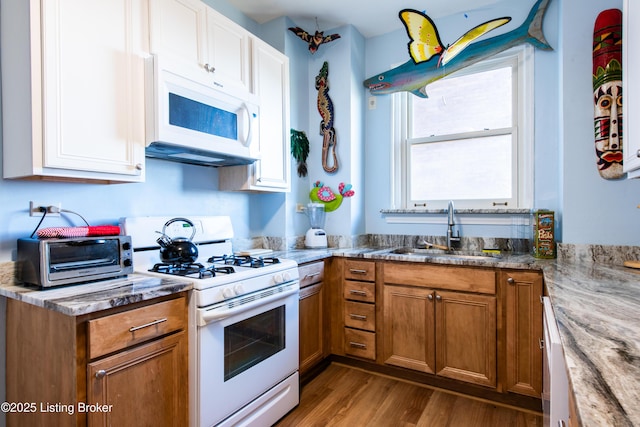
[380,208,532,225]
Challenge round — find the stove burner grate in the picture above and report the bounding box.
[150,262,236,279]
[207,254,281,268]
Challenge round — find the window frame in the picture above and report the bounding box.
[391,45,534,211]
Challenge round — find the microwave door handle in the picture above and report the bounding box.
[241,102,252,147]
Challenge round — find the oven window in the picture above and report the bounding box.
[168,93,238,140]
[224,306,285,381]
[48,240,119,272]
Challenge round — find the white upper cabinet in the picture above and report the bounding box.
[1,0,147,183]
[219,39,291,192]
[623,0,640,178]
[149,0,251,99]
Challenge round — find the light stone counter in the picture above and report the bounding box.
[0,262,191,316]
[276,246,640,427]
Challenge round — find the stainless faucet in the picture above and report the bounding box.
[447,201,461,250]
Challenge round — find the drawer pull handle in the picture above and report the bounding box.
[349,290,367,296]
[303,272,320,279]
[349,314,367,320]
[129,318,167,333]
[349,342,367,349]
[349,269,368,274]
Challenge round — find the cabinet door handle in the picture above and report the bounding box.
[349,342,367,349]
[349,269,368,275]
[435,294,442,302]
[507,277,515,285]
[427,294,434,301]
[349,290,367,296]
[95,370,106,379]
[129,318,167,333]
[349,314,367,320]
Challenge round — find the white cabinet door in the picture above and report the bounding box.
[1,0,146,182]
[148,0,208,75]
[206,8,251,98]
[149,0,251,99]
[252,38,291,190]
[623,0,640,177]
[219,39,291,192]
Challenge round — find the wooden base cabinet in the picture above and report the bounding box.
[382,263,497,389]
[502,270,543,398]
[6,294,188,427]
[341,260,377,360]
[298,261,326,376]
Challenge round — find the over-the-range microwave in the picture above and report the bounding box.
[145,55,260,167]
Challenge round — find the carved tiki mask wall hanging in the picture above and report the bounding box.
[593,9,623,179]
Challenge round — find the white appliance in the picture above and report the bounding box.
[542,296,570,427]
[122,216,299,427]
[145,55,260,167]
[304,203,327,248]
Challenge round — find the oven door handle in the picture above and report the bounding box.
[199,283,298,325]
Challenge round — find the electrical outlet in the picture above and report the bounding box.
[296,203,306,213]
[29,201,61,217]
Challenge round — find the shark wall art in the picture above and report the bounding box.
[363,0,553,98]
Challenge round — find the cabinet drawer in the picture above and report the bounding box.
[299,261,325,288]
[344,260,375,281]
[344,301,376,331]
[383,263,496,294]
[344,328,376,360]
[344,281,375,303]
[88,297,186,359]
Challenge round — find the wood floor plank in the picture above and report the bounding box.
[276,364,542,427]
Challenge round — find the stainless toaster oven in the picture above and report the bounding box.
[17,236,134,288]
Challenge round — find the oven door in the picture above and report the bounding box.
[196,281,299,426]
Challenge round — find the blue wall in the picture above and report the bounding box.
[362,0,640,245]
[0,0,638,266]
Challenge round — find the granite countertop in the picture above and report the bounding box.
[279,247,640,427]
[0,271,192,316]
[1,247,637,426]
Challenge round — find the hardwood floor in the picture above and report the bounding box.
[276,364,542,427]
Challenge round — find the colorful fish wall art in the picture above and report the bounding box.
[363,0,554,98]
[310,181,354,212]
[592,9,623,180]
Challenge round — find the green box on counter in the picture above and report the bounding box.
[533,210,556,259]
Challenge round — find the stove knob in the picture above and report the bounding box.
[222,287,235,299]
[234,284,244,295]
[283,271,292,282]
[273,273,283,284]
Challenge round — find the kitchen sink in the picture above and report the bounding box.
[387,247,502,261]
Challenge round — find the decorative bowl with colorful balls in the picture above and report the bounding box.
[309,181,355,212]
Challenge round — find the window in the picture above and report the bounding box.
[392,46,533,210]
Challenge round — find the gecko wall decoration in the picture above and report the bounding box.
[316,61,338,173]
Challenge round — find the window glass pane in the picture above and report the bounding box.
[410,67,512,138]
[410,135,512,201]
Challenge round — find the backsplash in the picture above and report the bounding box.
[557,243,640,265]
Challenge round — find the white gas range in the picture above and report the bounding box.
[121,216,299,427]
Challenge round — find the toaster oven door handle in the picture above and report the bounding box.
[51,258,115,271]
[67,239,107,245]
